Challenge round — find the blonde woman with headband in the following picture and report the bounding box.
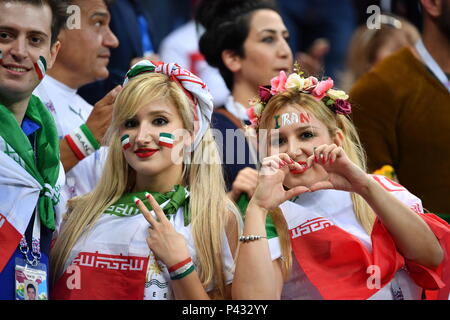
[50,61,240,300]
[232,69,450,300]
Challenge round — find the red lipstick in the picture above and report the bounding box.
[135,148,159,158]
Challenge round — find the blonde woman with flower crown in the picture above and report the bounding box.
[50,61,240,300]
[232,69,450,300]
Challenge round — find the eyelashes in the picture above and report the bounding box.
[271,131,315,146]
[123,117,169,129]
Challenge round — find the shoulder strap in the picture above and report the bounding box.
[214,107,244,129]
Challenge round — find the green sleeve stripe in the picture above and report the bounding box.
[80,124,101,150]
[265,213,278,239]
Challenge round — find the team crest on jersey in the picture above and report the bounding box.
[290,217,334,239]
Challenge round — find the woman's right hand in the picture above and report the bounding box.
[250,153,311,211]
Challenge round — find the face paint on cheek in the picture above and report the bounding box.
[158,132,175,148]
[34,56,47,81]
[121,134,131,150]
[0,50,3,65]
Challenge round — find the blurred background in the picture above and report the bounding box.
[78,0,423,105]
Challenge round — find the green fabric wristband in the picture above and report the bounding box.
[80,123,101,150]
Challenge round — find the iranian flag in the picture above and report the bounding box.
[0,213,22,272]
[283,176,450,300]
[121,134,131,150]
[34,56,47,81]
[158,132,174,148]
[52,251,149,300]
[289,214,450,300]
[0,151,44,272]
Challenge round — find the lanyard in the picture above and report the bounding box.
[415,39,450,93]
[19,132,42,266]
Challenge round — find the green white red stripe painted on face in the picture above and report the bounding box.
[121,134,131,150]
[0,50,3,65]
[158,132,174,148]
[34,56,47,80]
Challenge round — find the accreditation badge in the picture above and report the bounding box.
[15,257,48,300]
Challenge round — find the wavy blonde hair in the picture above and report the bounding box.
[51,73,239,299]
[257,91,376,277]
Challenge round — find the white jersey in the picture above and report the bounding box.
[33,76,107,210]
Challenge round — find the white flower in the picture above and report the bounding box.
[303,76,319,89]
[285,73,305,90]
[254,102,265,116]
[326,89,349,100]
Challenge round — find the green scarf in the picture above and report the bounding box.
[0,95,61,230]
[104,184,191,226]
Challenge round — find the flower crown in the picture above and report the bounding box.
[247,64,352,128]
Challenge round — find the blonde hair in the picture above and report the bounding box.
[257,91,376,277]
[51,73,238,299]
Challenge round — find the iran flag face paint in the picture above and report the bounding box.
[121,134,131,150]
[0,50,3,65]
[158,132,174,148]
[34,56,47,80]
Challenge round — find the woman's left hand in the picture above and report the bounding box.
[306,144,370,194]
[135,194,191,267]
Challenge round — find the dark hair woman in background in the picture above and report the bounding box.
[196,0,293,213]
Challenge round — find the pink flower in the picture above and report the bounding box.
[334,99,352,115]
[312,77,334,100]
[247,106,258,126]
[270,71,288,95]
[258,86,272,103]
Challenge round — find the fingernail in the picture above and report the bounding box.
[145,192,151,199]
[134,197,141,205]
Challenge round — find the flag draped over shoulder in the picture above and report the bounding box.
[0,96,62,272]
[281,175,450,300]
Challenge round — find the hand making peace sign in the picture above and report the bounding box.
[135,193,191,267]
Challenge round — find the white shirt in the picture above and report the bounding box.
[33,76,107,211]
